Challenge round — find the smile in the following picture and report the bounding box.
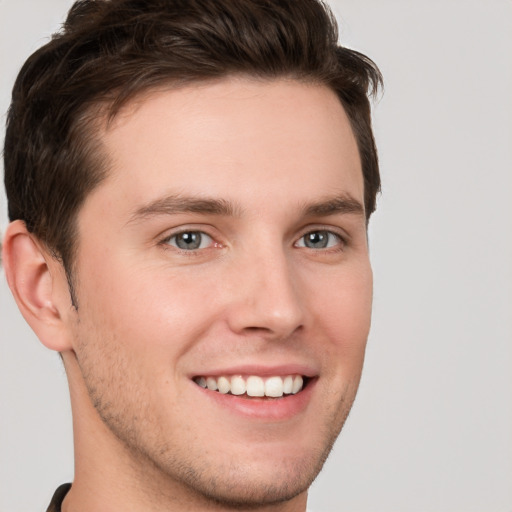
[193,374,305,398]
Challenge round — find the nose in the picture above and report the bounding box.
[225,247,305,339]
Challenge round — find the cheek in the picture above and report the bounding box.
[312,263,373,367]
[75,256,220,363]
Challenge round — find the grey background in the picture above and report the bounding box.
[1,1,511,511]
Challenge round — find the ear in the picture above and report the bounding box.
[2,220,74,352]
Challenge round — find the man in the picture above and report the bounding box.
[2,0,381,510]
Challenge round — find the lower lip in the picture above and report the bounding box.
[193,378,317,421]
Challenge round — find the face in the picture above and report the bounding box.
[65,78,373,508]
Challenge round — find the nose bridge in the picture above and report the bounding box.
[226,239,305,337]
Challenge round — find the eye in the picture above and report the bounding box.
[165,231,213,250]
[295,230,343,249]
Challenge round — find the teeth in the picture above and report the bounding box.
[292,375,303,394]
[194,374,306,398]
[283,375,293,394]
[217,376,230,394]
[246,376,265,397]
[231,376,246,395]
[265,376,283,397]
[206,377,218,391]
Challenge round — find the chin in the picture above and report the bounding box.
[147,426,338,509]
[169,454,322,509]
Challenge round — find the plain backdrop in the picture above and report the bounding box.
[1,1,511,511]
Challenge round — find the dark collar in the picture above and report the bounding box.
[46,483,72,512]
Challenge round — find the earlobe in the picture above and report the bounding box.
[2,220,74,352]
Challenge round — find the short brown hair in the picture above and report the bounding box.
[4,0,382,278]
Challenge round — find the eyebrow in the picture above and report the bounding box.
[128,194,241,223]
[302,195,365,218]
[127,192,365,224]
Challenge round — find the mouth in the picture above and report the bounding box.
[193,374,309,399]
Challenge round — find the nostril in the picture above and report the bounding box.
[244,326,274,333]
[241,324,304,338]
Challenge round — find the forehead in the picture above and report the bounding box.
[84,77,364,220]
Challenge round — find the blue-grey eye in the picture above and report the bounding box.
[296,230,341,249]
[168,231,213,250]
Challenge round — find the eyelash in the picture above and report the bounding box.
[294,229,346,251]
[159,227,347,254]
[160,230,219,254]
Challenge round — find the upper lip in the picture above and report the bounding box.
[189,363,318,379]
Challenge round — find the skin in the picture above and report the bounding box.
[3,77,373,511]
